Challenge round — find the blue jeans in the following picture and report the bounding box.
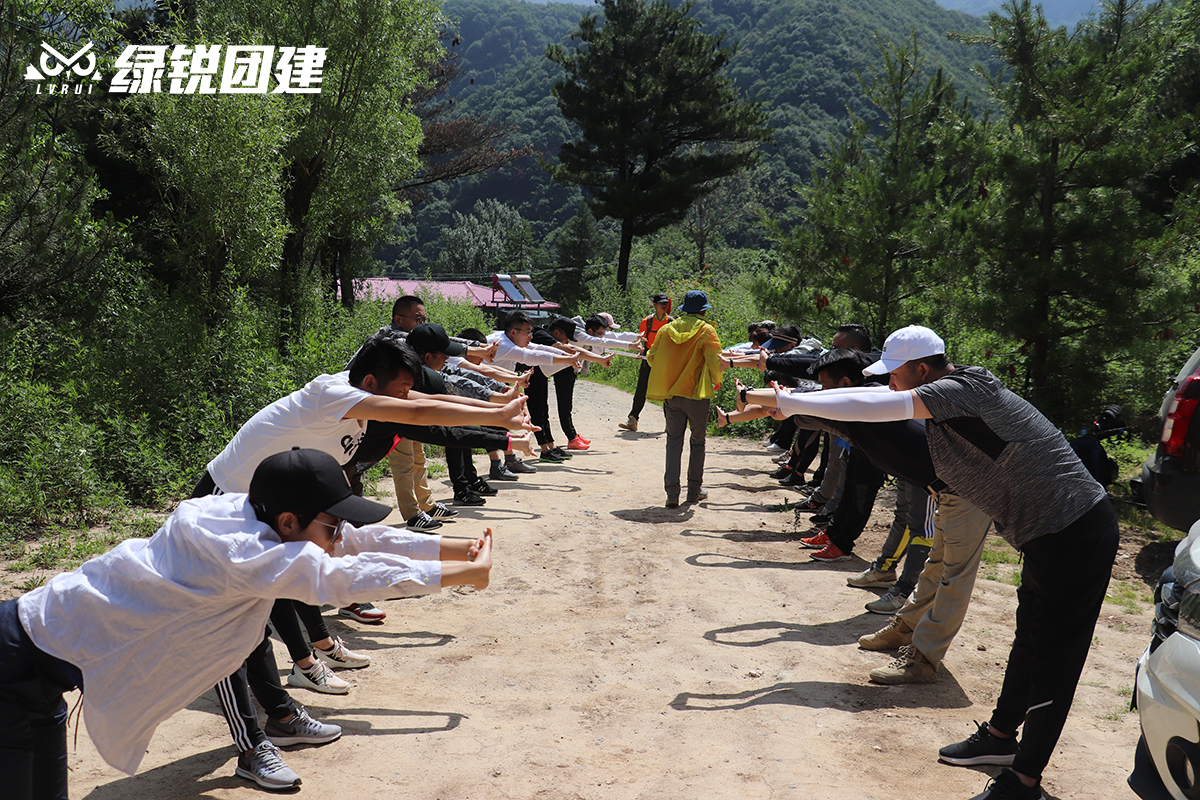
[0,598,81,800]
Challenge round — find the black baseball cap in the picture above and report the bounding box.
[407,323,467,357]
[249,448,392,526]
[549,317,578,341]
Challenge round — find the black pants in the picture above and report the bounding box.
[553,368,578,441]
[271,600,332,663]
[769,415,797,449]
[191,476,298,754]
[826,448,887,555]
[215,629,298,752]
[446,447,480,494]
[989,497,1119,779]
[628,359,652,420]
[527,367,553,446]
[0,599,81,800]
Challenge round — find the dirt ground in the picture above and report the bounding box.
[10,380,1156,800]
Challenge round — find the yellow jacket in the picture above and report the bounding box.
[646,314,725,401]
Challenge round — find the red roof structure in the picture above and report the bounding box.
[356,277,560,315]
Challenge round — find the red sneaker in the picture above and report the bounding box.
[338,603,387,623]
[566,435,590,451]
[799,531,830,549]
[811,543,851,562]
[577,434,592,445]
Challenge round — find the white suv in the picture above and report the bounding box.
[1131,519,1200,800]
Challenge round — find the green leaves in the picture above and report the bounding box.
[546,0,771,288]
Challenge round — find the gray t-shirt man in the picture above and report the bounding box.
[914,366,1106,549]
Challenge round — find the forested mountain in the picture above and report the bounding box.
[386,0,994,273]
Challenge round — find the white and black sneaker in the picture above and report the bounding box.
[236,741,302,789]
[406,511,443,532]
[427,501,459,519]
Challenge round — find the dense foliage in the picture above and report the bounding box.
[390,0,995,273]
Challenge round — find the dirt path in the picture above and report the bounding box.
[26,380,1148,799]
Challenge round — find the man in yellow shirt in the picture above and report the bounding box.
[646,290,726,508]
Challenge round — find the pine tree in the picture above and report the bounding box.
[546,0,771,290]
[762,34,979,339]
[943,0,1200,417]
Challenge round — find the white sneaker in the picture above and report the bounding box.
[287,661,350,694]
[764,442,786,453]
[314,637,370,669]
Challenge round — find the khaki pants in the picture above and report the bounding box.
[388,438,431,521]
[897,490,992,668]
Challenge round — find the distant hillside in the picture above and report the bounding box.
[387,0,994,273]
[935,0,1101,27]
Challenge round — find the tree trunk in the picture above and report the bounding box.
[617,218,634,290]
[278,154,325,354]
[1029,136,1059,409]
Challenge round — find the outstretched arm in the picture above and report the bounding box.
[347,394,535,431]
[745,384,921,422]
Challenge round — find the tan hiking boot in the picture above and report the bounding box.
[847,566,898,589]
[868,644,938,684]
[618,415,638,431]
[858,616,913,651]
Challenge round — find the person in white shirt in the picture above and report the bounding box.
[1,448,492,798]
[193,333,524,787]
[488,310,610,462]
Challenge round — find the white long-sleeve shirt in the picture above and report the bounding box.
[487,331,573,375]
[18,493,443,776]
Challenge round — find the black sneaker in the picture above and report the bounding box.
[470,478,498,497]
[405,511,443,532]
[967,769,1045,800]
[549,446,573,459]
[779,472,807,487]
[810,513,832,525]
[453,491,486,506]
[506,455,537,474]
[539,450,566,463]
[427,501,459,519]
[768,466,793,480]
[939,721,1019,766]
[489,461,519,481]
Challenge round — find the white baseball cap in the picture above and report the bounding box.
[863,325,945,376]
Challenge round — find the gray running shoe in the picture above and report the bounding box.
[264,707,342,747]
[236,740,302,789]
[865,591,908,615]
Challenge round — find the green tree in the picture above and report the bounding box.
[760,34,980,339]
[0,1,120,318]
[941,0,1200,417]
[436,199,537,276]
[546,0,772,290]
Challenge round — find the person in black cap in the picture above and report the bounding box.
[0,448,492,796]
[407,322,525,505]
[620,293,673,432]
